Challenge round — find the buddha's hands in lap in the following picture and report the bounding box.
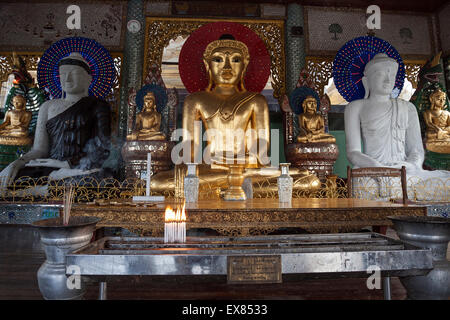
[389,161,419,172]
[48,167,101,180]
[26,159,70,168]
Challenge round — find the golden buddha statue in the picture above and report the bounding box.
[127,92,166,141]
[424,88,450,153]
[0,95,32,145]
[150,35,320,197]
[297,95,336,143]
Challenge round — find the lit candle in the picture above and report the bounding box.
[164,206,174,243]
[146,152,151,197]
[175,206,181,243]
[181,203,186,243]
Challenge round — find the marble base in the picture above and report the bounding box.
[121,140,174,180]
[285,142,339,180]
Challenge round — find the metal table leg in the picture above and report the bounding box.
[99,282,107,300]
[383,277,391,300]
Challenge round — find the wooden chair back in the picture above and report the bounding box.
[347,166,408,204]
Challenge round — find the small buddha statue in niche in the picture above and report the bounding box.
[0,95,32,145]
[127,91,165,141]
[423,88,450,152]
[297,95,336,143]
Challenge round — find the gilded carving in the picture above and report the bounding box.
[0,52,41,82]
[143,18,286,100]
[305,56,424,100]
[70,199,426,237]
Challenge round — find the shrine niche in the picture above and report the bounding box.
[143,17,286,100]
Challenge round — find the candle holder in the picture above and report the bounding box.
[133,152,165,202]
[223,164,247,201]
[277,163,293,203]
[184,163,199,203]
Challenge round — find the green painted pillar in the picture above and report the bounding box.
[283,4,305,161]
[118,0,145,139]
[285,3,305,95]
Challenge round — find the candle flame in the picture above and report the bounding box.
[181,203,186,222]
[175,206,181,222]
[165,204,186,223]
[165,206,175,222]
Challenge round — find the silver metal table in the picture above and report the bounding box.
[67,232,433,300]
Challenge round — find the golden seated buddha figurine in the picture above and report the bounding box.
[297,95,336,144]
[127,91,166,141]
[150,35,320,197]
[285,86,339,180]
[424,88,450,154]
[0,95,32,145]
[121,85,174,180]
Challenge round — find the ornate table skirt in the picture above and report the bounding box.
[70,198,426,236]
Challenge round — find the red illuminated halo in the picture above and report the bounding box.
[178,22,271,93]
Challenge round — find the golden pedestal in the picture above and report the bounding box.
[286,142,339,181]
[223,164,246,201]
[121,140,174,180]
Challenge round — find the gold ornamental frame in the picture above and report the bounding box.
[304,56,425,97]
[143,17,286,100]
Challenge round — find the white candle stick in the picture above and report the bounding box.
[164,223,167,243]
[146,152,151,197]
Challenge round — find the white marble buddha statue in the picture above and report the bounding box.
[344,53,449,201]
[0,52,111,193]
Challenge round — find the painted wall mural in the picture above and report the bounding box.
[438,3,450,56]
[305,6,433,58]
[0,2,126,51]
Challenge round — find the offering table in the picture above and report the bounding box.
[70,198,426,236]
[66,232,433,300]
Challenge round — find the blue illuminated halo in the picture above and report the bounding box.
[332,36,405,103]
[289,86,321,115]
[37,37,115,99]
[135,84,168,113]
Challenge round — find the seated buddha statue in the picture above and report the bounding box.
[150,35,320,197]
[297,95,336,143]
[127,91,165,141]
[345,53,450,201]
[0,95,32,145]
[0,52,111,193]
[423,88,450,153]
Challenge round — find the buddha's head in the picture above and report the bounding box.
[302,96,317,114]
[362,53,399,98]
[58,52,92,97]
[429,88,447,110]
[143,92,156,111]
[203,34,250,91]
[12,95,26,111]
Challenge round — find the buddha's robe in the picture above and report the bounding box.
[350,98,450,200]
[46,96,111,170]
[359,99,423,166]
